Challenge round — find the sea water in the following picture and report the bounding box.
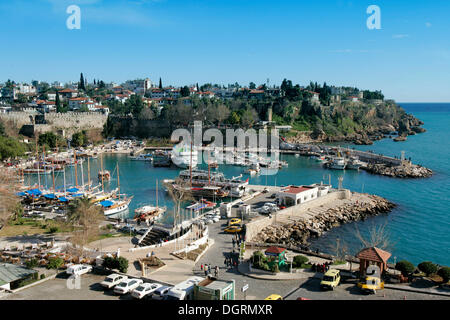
[32,103,450,266]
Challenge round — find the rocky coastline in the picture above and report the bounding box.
[252,194,396,246]
[287,114,427,146]
[364,163,433,178]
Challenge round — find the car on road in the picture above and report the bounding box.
[100,274,128,289]
[136,228,149,236]
[66,264,93,277]
[320,269,341,290]
[114,278,143,295]
[131,283,163,299]
[149,285,172,300]
[228,218,241,226]
[224,225,242,234]
[357,276,384,294]
[264,294,283,300]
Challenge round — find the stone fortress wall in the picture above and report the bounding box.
[0,112,108,137]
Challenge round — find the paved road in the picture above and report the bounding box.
[283,278,450,300]
[195,221,308,300]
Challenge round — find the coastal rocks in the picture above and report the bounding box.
[253,195,396,246]
[364,163,433,178]
[411,126,427,134]
[393,135,407,142]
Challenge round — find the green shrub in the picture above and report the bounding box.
[250,251,267,269]
[395,260,415,276]
[25,258,39,269]
[46,257,63,270]
[270,264,280,273]
[293,255,309,268]
[418,261,438,276]
[40,274,46,280]
[49,226,59,233]
[437,267,450,283]
[117,257,129,273]
[102,256,129,273]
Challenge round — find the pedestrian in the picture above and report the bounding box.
[232,238,235,248]
[224,258,227,266]
[215,266,219,278]
[201,264,204,271]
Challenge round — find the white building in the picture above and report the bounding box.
[277,185,320,207]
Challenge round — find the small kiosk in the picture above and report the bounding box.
[264,246,287,269]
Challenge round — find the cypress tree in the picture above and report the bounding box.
[159,78,162,89]
[79,73,86,91]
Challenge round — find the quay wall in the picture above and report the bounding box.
[245,189,350,241]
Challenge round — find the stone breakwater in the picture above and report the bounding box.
[365,163,433,178]
[252,195,395,246]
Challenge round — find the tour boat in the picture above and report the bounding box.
[177,169,249,197]
[346,157,364,170]
[100,198,132,216]
[152,150,172,167]
[129,153,153,161]
[134,205,166,222]
[326,157,346,170]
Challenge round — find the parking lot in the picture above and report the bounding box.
[3,272,157,301]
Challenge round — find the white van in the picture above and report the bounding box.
[66,264,93,276]
[163,276,204,300]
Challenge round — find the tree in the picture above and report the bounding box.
[125,94,144,117]
[0,168,20,229]
[0,136,26,160]
[38,132,60,149]
[215,104,230,125]
[229,111,240,125]
[395,260,415,276]
[16,93,28,103]
[159,77,162,89]
[55,92,63,113]
[180,86,190,97]
[71,131,88,148]
[249,82,256,89]
[293,255,309,268]
[67,197,104,257]
[78,73,86,91]
[437,267,450,283]
[240,108,258,128]
[355,222,392,251]
[0,121,5,136]
[418,261,438,276]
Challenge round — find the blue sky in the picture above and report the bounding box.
[0,0,449,102]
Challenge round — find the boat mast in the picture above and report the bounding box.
[63,168,66,196]
[117,162,120,201]
[74,151,78,187]
[156,180,158,208]
[51,157,55,191]
[80,155,85,190]
[87,157,91,192]
[100,153,104,192]
[189,139,193,187]
[35,137,40,190]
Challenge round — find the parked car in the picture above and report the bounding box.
[320,269,341,290]
[114,278,144,295]
[228,218,241,226]
[264,294,283,300]
[149,285,172,300]
[100,274,128,289]
[131,283,163,299]
[224,225,242,234]
[66,264,93,276]
[136,228,149,236]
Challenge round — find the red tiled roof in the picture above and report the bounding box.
[283,185,315,194]
[59,88,76,93]
[265,246,286,255]
[356,247,391,263]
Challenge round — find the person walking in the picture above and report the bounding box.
[232,238,235,249]
[214,266,219,278]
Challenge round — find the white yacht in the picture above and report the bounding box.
[327,157,346,170]
[171,142,198,168]
[100,198,131,216]
[346,157,364,170]
[129,153,153,161]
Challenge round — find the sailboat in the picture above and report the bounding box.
[98,163,132,216]
[134,180,166,222]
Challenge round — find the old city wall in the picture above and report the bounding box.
[0,112,108,137]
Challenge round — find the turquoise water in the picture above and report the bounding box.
[31,103,450,266]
